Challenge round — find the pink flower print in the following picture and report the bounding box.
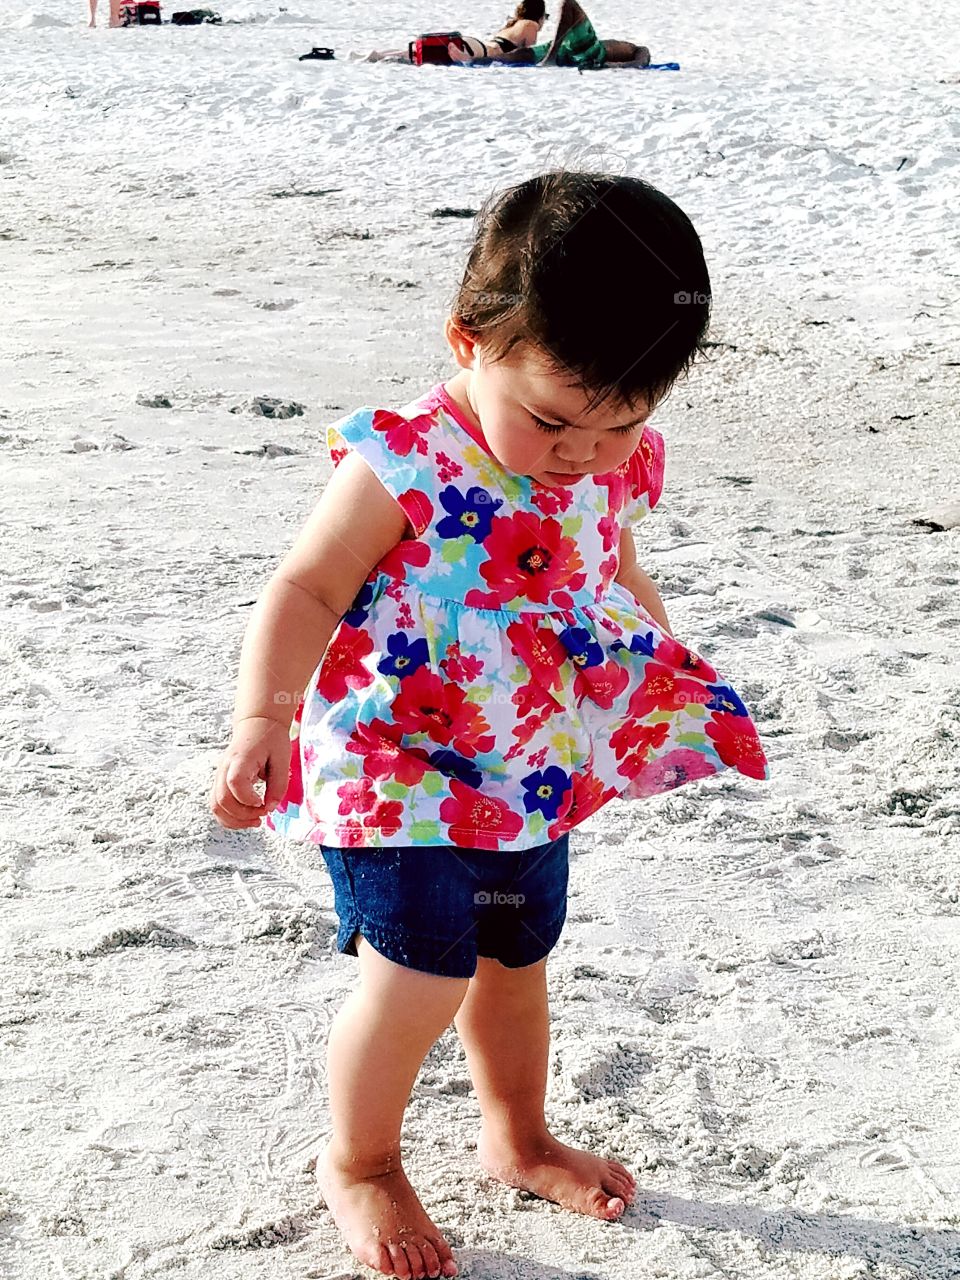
[440,642,484,683]
[372,408,431,457]
[598,513,619,552]
[436,450,463,483]
[396,603,415,630]
[336,776,376,817]
[526,746,549,768]
[628,747,717,797]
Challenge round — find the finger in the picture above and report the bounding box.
[211,802,265,830]
[262,756,291,811]
[225,759,266,808]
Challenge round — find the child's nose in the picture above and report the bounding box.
[556,437,597,465]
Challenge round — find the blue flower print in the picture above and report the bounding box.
[378,632,430,679]
[521,766,572,821]
[343,579,376,626]
[706,684,749,716]
[559,626,604,670]
[611,629,657,658]
[428,749,483,788]
[436,485,502,543]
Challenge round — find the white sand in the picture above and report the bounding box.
[2,1,959,1276]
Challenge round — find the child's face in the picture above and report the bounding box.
[446,323,654,488]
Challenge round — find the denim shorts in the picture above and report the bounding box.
[319,836,569,979]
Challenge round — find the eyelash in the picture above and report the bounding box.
[532,416,638,438]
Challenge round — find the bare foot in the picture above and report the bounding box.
[315,1139,459,1279]
[477,1126,637,1220]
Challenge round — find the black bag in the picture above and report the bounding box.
[172,8,221,22]
[298,45,335,60]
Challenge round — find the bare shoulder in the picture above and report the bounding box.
[500,17,540,46]
[274,451,409,615]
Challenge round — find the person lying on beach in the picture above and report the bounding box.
[358,0,547,64]
[449,0,650,69]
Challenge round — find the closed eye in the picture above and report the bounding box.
[533,415,639,438]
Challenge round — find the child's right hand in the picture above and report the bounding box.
[209,716,293,830]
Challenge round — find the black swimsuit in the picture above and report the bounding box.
[491,35,517,52]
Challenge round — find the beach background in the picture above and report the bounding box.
[2,1,960,1276]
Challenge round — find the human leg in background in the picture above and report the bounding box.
[88,0,97,26]
[317,935,469,1279]
[602,39,652,66]
[453,954,638,1220]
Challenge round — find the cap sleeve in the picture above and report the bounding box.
[327,406,436,537]
[620,425,665,526]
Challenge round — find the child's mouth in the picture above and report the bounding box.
[541,469,586,485]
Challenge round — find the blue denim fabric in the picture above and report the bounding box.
[319,836,569,978]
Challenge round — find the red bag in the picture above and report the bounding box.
[409,31,469,66]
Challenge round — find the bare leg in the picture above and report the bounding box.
[88,0,97,26]
[453,955,638,1220]
[108,0,122,25]
[361,48,413,63]
[317,935,468,1279]
[602,40,652,66]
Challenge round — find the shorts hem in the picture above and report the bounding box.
[480,909,567,969]
[337,916,479,979]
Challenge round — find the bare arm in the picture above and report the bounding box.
[614,526,673,636]
[231,451,409,728]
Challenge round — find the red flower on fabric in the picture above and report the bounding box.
[598,512,619,552]
[705,713,768,779]
[593,427,665,515]
[397,489,434,537]
[391,667,495,757]
[512,680,560,721]
[530,484,574,517]
[598,553,619,594]
[379,538,430,583]
[317,625,376,701]
[363,797,404,838]
[440,779,523,850]
[372,409,431,457]
[527,746,549,769]
[653,633,719,683]
[547,768,616,838]
[336,776,376,816]
[627,747,717,797]
[346,719,430,785]
[440,642,484,683]
[611,716,670,762]
[397,603,415,630]
[465,513,587,608]
[626,662,713,720]
[506,617,567,692]
[574,657,630,709]
[436,450,463,482]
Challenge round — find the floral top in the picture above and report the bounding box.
[264,383,768,851]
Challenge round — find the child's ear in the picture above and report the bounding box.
[444,317,481,370]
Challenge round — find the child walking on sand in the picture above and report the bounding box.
[210,170,768,1280]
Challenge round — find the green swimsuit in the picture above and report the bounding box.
[532,15,607,69]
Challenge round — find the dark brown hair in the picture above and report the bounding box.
[450,170,711,411]
[505,0,546,23]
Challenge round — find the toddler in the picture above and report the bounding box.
[211,170,769,1280]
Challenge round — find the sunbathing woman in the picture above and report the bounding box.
[359,0,547,64]
[448,0,650,70]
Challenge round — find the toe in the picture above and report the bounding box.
[387,1241,412,1278]
[402,1242,427,1280]
[419,1238,442,1278]
[430,1235,458,1277]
